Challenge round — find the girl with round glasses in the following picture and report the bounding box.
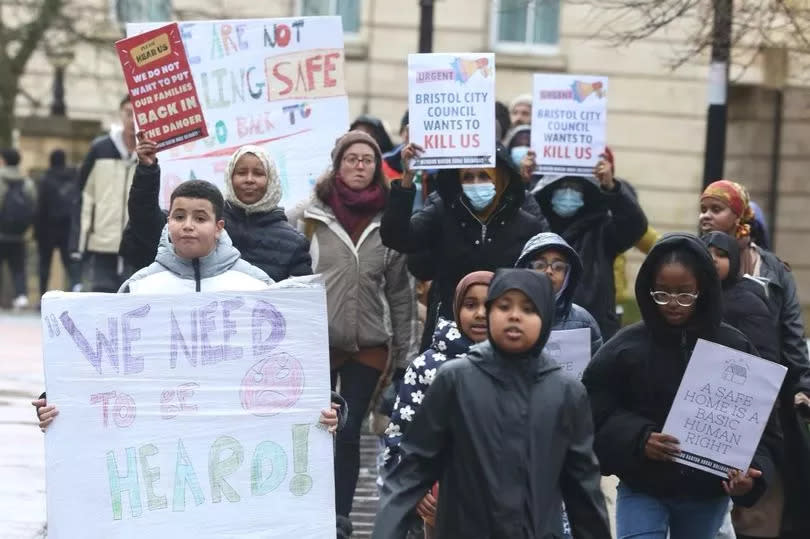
[582,233,778,539]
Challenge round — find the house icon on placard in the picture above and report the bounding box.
[722,360,748,385]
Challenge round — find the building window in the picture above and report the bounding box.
[493,0,560,50]
[300,0,361,34]
[111,0,172,26]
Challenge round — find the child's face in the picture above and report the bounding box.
[652,262,699,327]
[707,246,730,281]
[168,197,224,260]
[529,248,568,293]
[458,284,488,343]
[488,289,542,354]
[231,153,268,205]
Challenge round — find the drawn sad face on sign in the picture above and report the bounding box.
[240,353,305,416]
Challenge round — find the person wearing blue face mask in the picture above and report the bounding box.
[530,152,648,340]
[381,142,548,351]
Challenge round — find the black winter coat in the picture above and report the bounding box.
[534,175,647,339]
[582,233,777,505]
[381,146,546,343]
[119,163,313,281]
[702,231,780,365]
[36,166,78,237]
[749,245,810,531]
[374,342,611,539]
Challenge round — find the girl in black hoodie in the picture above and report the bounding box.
[582,233,777,539]
[701,231,779,365]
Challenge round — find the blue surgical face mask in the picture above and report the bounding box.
[551,187,584,217]
[510,146,530,167]
[462,182,496,210]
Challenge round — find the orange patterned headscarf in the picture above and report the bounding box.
[700,180,755,238]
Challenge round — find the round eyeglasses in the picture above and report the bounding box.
[649,290,699,307]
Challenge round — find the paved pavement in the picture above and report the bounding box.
[0,312,47,539]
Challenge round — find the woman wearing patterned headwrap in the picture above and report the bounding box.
[700,179,810,538]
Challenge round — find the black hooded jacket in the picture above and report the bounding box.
[702,232,779,365]
[118,163,312,280]
[381,145,547,344]
[582,233,776,504]
[534,175,647,339]
[374,270,611,539]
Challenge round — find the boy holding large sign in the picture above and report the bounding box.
[582,233,779,539]
[34,180,344,538]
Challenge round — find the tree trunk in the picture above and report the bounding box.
[0,84,17,147]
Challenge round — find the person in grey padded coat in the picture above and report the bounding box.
[373,269,610,539]
[516,232,603,354]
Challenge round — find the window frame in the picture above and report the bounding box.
[296,0,361,37]
[489,0,561,56]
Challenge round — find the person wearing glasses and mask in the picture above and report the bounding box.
[382,142,547,350]
[526,149,648,340]
[516,232,602,353]
[582,233,779,539]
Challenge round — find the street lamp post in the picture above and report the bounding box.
[45,49,75,117]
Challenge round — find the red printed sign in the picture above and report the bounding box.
[116,23,208,150]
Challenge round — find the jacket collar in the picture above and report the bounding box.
[468,341,561,384]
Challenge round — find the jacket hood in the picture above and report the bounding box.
[515,232,582,315]
[502,124,531,150]
[155,224,242,279]
[434,143,525,211]
[533,174,607,225]
[108,125,135,161]
[486,269,556,355]
[224,145,282,214]
[702,231,741,288]
[0,165,25,182]
[635,233,723,340]
[430,318,476,358]
[350,115,394,154]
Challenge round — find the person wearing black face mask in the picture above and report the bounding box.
[374,269,611,539]
[527,148,648,340]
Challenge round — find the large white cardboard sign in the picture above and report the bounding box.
[41,288,334,538]
[127,17,350,209]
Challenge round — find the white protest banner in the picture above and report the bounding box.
[41,288,334,538]
[531,73,608,175]
[408,53,495,169]
[544,328,591,379]
[127,17,350,208]
[662,339,786,478]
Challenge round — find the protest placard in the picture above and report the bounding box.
[531,74,608,175]
[41,288,334,538]
[116,23,208,150]
[408,53,495,169]
[662,339,786,477]
[127,17,350,208]
[544,328,591,380]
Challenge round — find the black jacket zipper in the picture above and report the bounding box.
[193,258,201,292]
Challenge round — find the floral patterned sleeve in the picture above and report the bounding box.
[383,350,435,471]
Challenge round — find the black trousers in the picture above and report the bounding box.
[38,230,81,295]
[0,240,27,297]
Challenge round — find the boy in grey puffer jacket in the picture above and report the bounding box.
[516,232,603,353]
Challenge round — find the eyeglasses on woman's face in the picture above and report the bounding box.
[649,290,699,307]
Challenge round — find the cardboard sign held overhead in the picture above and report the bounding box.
[116,23,208,150]
[531,73,608,175]
[408,53,496,169]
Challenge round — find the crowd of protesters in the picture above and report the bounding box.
[15,88,810,539]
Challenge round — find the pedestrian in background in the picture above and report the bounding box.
[0,148,37,309]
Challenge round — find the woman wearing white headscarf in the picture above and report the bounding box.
[120,135,312,280]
